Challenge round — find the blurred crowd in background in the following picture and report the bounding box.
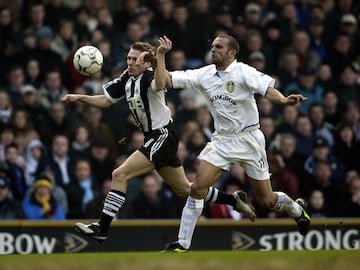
[0,0,360,221]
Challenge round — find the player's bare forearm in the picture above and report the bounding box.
[155,55,172,89]
[62,94,112,108]
[154,52,168,91]
[265,87,308,105]
[265,87,286,103]
[154,36,173,91]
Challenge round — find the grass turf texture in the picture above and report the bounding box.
[1,250,359,270]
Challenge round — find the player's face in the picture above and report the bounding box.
[210,37,234,69]
[127,49,149,77]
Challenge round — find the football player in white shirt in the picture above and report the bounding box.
[151,35,310,251]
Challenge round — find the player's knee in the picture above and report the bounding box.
[112,168,129,183]
[172,182,191,198]
[190,183,207,199]
[174,188,189,198]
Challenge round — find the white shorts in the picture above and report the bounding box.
[198,129,270,180]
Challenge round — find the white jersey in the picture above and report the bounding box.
[171,60,275,134]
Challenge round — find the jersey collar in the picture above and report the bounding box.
[212,60,237,77]
[224,60,238,72]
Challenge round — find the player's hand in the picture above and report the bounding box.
[136,51,149,66]
[284,94,308,105]
[62,94,79,104]
[136,50,156,66]
[157,35,172,55]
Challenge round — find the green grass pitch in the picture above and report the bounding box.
[1,250,359,270]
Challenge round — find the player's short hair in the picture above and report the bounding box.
[217,34,240,56]
[131,42,154,52]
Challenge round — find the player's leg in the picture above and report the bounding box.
[192,160,255,220]
[159,165,203,251]
[160,131,254,251]
[186,160,228,250]
[248,177,310,235]
[160,163,222,251]
[99,150,155,227]
[158,165,191,198]
[157,160,239,202]
[190,159,224,198]
[162,160,254,251]
[75,150,155,242]
[249,178,298,214]
[242,129,310,235]
[110,150,155,191]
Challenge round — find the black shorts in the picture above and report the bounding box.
[139,127,182,171]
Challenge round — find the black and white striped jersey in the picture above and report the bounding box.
[103,69,172,132]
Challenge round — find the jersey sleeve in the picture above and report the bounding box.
[102,70,129,103]
[242,64,276,96]
[170,69,202,90]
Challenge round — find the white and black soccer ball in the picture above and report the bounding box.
[73,45,103,76]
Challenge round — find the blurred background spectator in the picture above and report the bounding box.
[130,173,177,219]
[64,159,99,218]
[307,189,329,218]
[22,175,65,220]
[0,176,23,219]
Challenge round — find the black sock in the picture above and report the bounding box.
[98,189,126,233]
[205,187,236,207]
[214,190,237,207]
[98,212,113,234]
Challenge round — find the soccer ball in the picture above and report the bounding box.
[73,45,103,76]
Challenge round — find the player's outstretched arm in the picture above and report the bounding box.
[62,94,112,108]
[265,87,308,105]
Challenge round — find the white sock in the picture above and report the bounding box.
[273,191,302,218]
[178,196,204,249]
